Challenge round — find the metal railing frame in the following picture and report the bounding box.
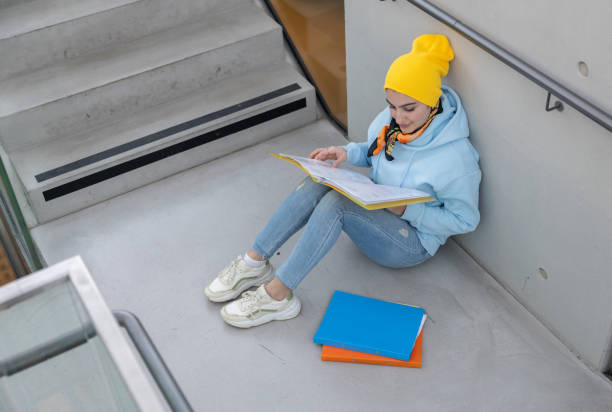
[389,0,612,133]
[114,310,194,412]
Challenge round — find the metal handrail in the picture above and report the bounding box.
[389,0,612,133]
[0,323,97,377]
[114,310,194,412]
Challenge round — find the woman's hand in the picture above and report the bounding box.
[386,205,407,216]
[309,146,347,168]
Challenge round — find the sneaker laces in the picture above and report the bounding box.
[218,256,241,286]
[238,290,264,312]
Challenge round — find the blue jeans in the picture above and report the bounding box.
[252,178,431,290]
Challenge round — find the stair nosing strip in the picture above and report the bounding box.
[35,83,302,183]
[41,97,308,202]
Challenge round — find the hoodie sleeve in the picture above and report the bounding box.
[342,108,391,167]
[343,141,371,167]
[401,169,481,236]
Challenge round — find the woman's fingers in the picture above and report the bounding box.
[310,147,330,161]
[331,148,347,167]
[309,147,326,159]
[310,146,346,165]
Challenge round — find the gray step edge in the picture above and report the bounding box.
[0,3,280,117]
[0,0,247,83]
[0,0,141,40]
[13,63,315,192]
[28,90,316,223]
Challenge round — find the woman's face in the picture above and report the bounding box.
[385,89,432,134]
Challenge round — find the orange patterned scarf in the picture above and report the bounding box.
[367,105,439,161]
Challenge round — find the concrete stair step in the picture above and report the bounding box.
[0,2,282,152]
[0,0,243,81]
[12,63,316,224]
[0,0,34,8]
[0,0,138,41]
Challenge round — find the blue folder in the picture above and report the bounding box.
[313,290,425,361]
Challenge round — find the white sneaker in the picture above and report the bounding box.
[204,256,275,302]
[220,285,301,328]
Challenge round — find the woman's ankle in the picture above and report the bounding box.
[247,249,265,261]
[264,278,291,301]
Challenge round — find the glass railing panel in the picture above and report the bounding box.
[0,242,17,286]
[0,149,43,277]
[0,280,139,411]
[0,257,168,411]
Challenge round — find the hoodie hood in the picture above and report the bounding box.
[401,86,469,150]
[361,85,476,187]
[342,85,481,257]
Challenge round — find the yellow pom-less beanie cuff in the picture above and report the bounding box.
[384,34,454,107]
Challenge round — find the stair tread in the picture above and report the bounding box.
[0,0,140,40]
[0,3,279,117]
[13,63,313,191]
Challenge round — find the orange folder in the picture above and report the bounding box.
[321,332,422,368]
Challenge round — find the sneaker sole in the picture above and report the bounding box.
[220,296,301,328]
[204,266,275,303]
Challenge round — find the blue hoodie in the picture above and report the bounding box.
[343,86,481,256]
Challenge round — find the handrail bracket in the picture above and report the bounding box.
[546,92,563,112]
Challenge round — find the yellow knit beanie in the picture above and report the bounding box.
[384,34,454,107]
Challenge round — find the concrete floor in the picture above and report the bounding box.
[32,120,612,411]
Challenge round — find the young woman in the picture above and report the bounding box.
[205,34,481,328]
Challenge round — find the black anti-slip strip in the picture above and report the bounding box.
[35,83,302,183]
[42,98,307,202]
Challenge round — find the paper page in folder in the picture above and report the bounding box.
[276,154,433,206]
[330,179,430,204]
[282,155,372,185]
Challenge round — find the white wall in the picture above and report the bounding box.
[345,0,612,372]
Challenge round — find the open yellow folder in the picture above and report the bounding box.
[271,153,435,210]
